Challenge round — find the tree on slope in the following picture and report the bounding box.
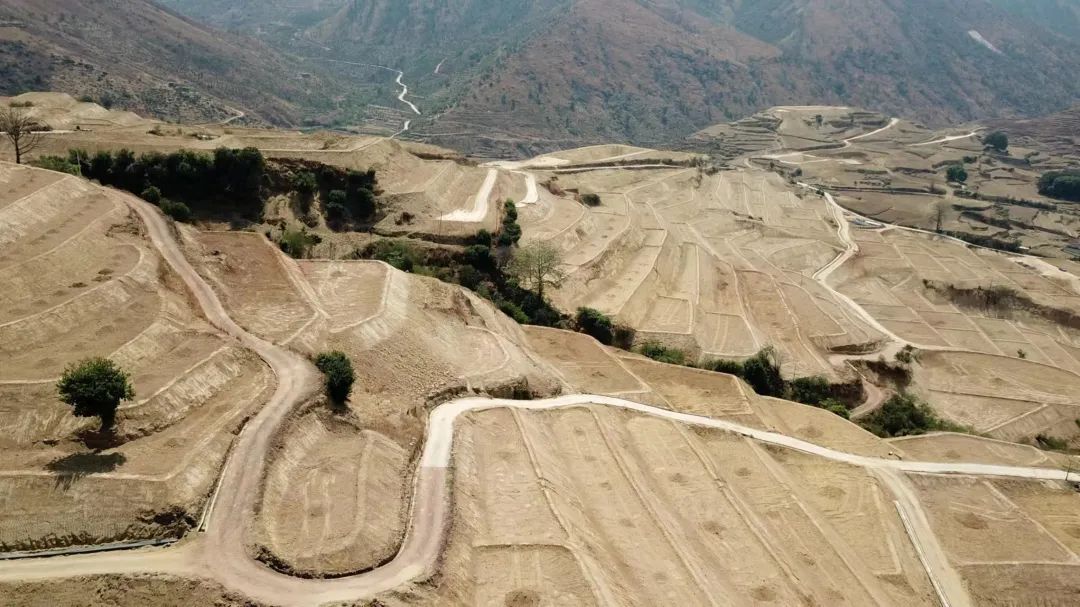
[56,358,135,433]
[508,241,567,300]
[0,107,43,164]
[984,131,1009,153]
[315,351,355,405]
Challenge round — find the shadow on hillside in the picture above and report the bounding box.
[45,452,126,490]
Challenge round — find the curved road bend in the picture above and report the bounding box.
[2,190,1075,606]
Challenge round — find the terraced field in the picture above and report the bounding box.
[0,163,274,553]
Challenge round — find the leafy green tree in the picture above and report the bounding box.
[819,398,850,419]
[946,164,968,183]
[314,351,355,405]
[984,131,1009,153]
[859,393,937,437]
[57,358,135,432]
[1038,170,1080,202]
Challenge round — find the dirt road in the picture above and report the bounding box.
[3,188,1075,605]
[439,167,497,222]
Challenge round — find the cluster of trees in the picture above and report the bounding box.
[574,308,635,349]
[499,200,523,247]
[38,147,266,220]
[315,168,379,227]
[360,236,565,327]
[858,393,967,437]
[635,345,855,419]
[1038,170,1080,202]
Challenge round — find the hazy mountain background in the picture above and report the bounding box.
[4,0,1079,155]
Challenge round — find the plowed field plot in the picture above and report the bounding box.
[257,407,409,576]
[0,164,275,553]
[431,406,936,606]
[527,162,883,374]
[910,474,1080,566]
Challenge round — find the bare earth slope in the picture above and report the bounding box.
[0,0,339,124]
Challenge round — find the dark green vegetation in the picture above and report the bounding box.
[946,164,968,183]
[358,238,564,327]
[581,193,602,207]
[498,200,523,247]
[314,351,355,405]
[36,149,382,228]
[636,345,861,418]
[1038,170,1080,202]
[56,358,135,433]
[39,147,265,221]
[984,130,1010,153]
[574,308,635,349]
[858,393,969,438]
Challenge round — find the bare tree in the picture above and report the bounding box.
[934,201,946,233]
[507,241,567,300]
[0,107,44,164]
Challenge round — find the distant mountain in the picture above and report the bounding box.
[158,0,1080,154]
[0,0,341,125]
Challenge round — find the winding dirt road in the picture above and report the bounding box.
[4,184,1076,606]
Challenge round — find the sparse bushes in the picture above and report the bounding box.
[277,228,320,259]
[32,155,80,175]
[314,351,355,405]
[1035,434,1068,451]
[640,341,688,366]
[57,357,135,433]
[895,345,920,365]
[581,193,602,207]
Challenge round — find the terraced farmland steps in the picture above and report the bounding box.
[2,186,1078,606]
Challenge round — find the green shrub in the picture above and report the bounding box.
[786,375,831,406]
[278,228,319,258]
[472,229,493,247]
[576,307,615,345]
[741,347,785,397]
[141,186,162,205]
[946,164,968,183]
[703,358,744,375]
[1038,170,1080,202]
[314,351,355,404]
[498,300,530,324]
[984,131,1009,153]
[160,199,191,222]
[819,398,850,420]
[369,239,420,272]
[640,341,687,366]
[32,155,80,176]
[858,393,966,438]
[581,193,602,207]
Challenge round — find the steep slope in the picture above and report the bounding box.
[0,0,339,124]
[161,0,1080,154]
